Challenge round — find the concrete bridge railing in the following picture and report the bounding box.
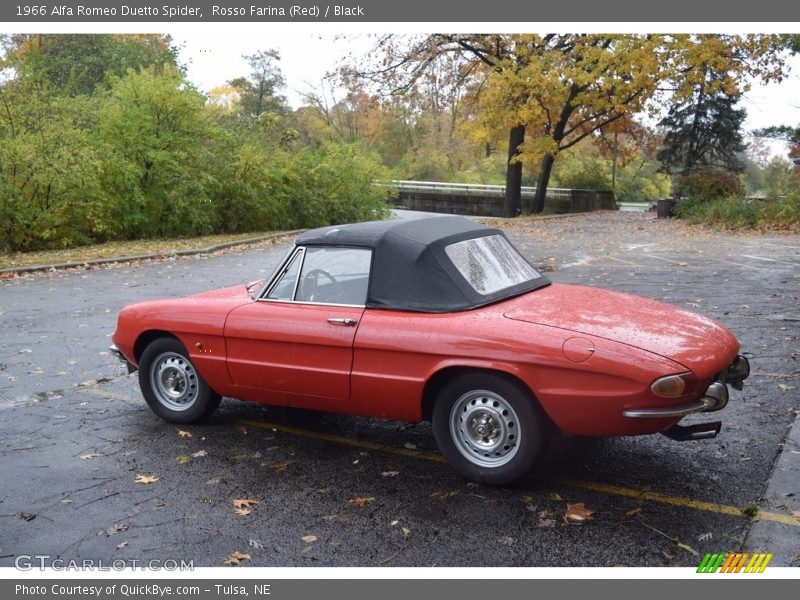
[383,180,616,217]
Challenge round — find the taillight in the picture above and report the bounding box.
[650,374,691,398]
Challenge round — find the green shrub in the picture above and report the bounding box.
[677,170,744,201]
[676,193,800,229]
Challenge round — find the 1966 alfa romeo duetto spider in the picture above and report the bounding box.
[111,216,749,484]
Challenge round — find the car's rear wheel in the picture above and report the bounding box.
[432,373,550,485]
[138,337,221,423]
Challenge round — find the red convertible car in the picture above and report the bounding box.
[111,216,749,484]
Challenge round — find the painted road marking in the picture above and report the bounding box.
[240,418,800,527]
[80,384,798,527]
[740,254,800,265]
[603,255,645,267]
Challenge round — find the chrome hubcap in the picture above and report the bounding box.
[150,352,199,411]
[449,390,520,467]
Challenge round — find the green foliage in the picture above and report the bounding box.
[616,160,671,203]
[0,53,388,253]
[550,143,670,202]
[676,194,800,229]
[761,157,796,198]
[676,170,744,201]
[3,34,177,96]
[551,152,611,190]
[228,49,288,119]
[0,84,108,251]
[98,64,219,238]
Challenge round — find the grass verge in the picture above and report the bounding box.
[0,231,283,270]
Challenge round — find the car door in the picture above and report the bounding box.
[224,246,370,401]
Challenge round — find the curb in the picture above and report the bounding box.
[0,230,305,277]
[743,408,800,565]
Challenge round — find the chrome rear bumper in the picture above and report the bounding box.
[623,381,729,419]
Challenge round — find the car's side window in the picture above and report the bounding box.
[295,247,371,305]
[266,250,303,300]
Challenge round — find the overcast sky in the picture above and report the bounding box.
[169,31,800,156]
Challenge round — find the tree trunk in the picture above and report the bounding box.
[531,154,555,214]
[611,130,618,201]
[503,125,525,218]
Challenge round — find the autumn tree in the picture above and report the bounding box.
[349,34,786,216]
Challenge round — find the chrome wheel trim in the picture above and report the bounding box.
[449,389,521,468]
[150,352,199,411]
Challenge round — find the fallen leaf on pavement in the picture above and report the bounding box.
[381,470,400,477]
[223,551,251,566]
[134,474,159,484]
[564,503,594,523]
[302,535,318,543]
[104,523,129,536]
[248,539,264,550]
[177,430,192,438]
[20,513,36,521]
[233,499,259,510]
[234,507,252,516]
[778,383,794,391]
[191,450,207,458]
[348,496,375,507]
[116,541,128,549]
[175,455,191,464]
[271,460,292,472]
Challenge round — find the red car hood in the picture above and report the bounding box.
[504,283,739,376]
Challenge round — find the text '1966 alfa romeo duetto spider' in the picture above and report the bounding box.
[111,216,749,484]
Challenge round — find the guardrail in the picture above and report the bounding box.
[388,180,590,199]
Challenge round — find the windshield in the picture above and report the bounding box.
[444,234,542,296]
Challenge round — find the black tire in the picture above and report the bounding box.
[138,337,222,423]
[432,373,551,485]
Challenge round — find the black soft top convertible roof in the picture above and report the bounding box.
[296,216,549,312]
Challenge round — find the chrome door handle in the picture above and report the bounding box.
[327,317,358,326]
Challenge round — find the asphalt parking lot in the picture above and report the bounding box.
[1,211,798,568]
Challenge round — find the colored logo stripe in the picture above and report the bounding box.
[697,552,773,573]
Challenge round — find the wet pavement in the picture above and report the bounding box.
[1,211,798,567]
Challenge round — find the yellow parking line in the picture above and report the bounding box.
[643,254,698,267]
[603,255,645,267]
[240,418,800,527]
[239,419,446,463]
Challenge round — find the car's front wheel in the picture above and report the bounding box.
[138,337,221,423]
[432,373,551,485]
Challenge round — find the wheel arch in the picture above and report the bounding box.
[134,330,181,363]
[421,365,545,423]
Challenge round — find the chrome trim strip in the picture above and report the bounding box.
[623,399,713,419]
[291,247,306,301]
[109,344,125,362]
[256,298,366,309]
